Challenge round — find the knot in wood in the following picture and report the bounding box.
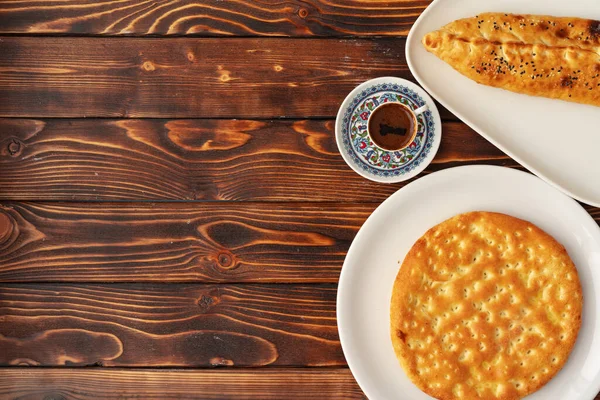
[217,252,233,268]
[142,61,155,71]
[197,294,214,310]
[298,8,308,18]
[7,139,22,156]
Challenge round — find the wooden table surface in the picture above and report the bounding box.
[0,1,598,399]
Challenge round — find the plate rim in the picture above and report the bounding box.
[405,1,600,208]
[336,164,600,400]
[334,76,442,184]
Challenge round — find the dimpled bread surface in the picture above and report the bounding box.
[422,13,600,107]
[390,212,583,400]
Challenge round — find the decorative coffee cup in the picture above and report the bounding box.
[367,102,429,151]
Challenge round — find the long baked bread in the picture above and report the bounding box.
[423,13,600,106]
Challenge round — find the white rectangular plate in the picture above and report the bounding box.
[406,0,600,207]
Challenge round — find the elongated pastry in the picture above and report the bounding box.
[423,13,600,106]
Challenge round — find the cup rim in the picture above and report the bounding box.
[366,102,418,152]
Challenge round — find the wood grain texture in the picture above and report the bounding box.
[0,37,419,118]
[0,202,371,282]
[0,119,515,201]
[1,201,596,284]
[0,283,341,367]
[0,0,428,37]
[0,368,366,399]
[1,369,598,400]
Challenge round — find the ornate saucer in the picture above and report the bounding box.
[335,77,442,183]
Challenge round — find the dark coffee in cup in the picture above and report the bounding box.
[367,103,418,151]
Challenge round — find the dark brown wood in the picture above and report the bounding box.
[584,205,600,221]
[0,368,366,399]
[0,119,515,201]
[1,368,599,400]
[2,201,598,284]
[0,37,453,119]
[1,3,597,400]
[0,283,342,367]
[0,0,428,37]
[0,202,372,282]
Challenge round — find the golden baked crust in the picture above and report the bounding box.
[390,212,583,400]
[422,13,600,107]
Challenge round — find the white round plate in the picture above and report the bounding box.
[335,77,442,183]
[337,165,600,400]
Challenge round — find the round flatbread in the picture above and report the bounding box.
[390,211,582,400]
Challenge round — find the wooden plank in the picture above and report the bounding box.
[4,201,596,284]
[0,368,366,399]
[3,201,596,284]
[0,283,342,367]
[0,0,428,37]
[1,370,599,400]
[0,119,515,201]
[0,202,371,282]
[0,37,456,119]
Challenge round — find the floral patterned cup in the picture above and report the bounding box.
[366,102,429,152]
[335,77,441,183]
